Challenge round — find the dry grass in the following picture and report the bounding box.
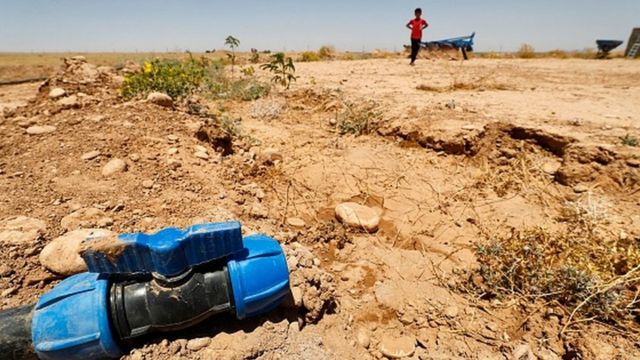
[472,193,640,334]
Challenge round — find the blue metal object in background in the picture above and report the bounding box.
[422,32,476,60]
[28,222,290,360]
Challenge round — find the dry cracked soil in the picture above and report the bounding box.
[1,56,640,360]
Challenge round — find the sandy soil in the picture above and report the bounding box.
[0,57,639,360]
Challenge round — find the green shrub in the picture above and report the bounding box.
[301,51,321,62]
[121,57,211,99]
[260,53,297,90]
[208,78,270,101]
[621,134,638,147]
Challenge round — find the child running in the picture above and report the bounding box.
[406,8,429,65]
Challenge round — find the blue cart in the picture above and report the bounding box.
[423,32,476,60]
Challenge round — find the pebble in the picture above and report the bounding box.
[60,207,106,230]
[194,145,208,153]
[26,125,56,135]
[250,203,268,219]
[627,159,640,168]
[444,306,459,319]
[1,287,17,298]
[129,153,141,162]
[261,148,283,163]
[0,216,46,245]
[194,151,209,160]
[48,88,66,99]
[572,184,589,193]
[335,202,380,233]
[541,160,561,175]
[142,179,154,189]
[81,150,101,161]
[57,94,80,109]
[97,217,114,227]
[379,335,416,359]
[356,328,371,349]
[40,229,114,275]
[147,92,174,107]
[291,286,303,307]
[167,134,179,142]
[186,337,211,351]
[0,264,13,277]
[167,159,182,170]
[167,147,179,155]
[286,217,306,228]
[102,158,127,177]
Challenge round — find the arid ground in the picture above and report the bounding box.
[1,55,639,359]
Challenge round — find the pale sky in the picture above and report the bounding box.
[1,0,638,52]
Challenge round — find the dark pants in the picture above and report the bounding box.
[410,38,421,63]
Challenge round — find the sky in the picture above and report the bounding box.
[1,0,638,53]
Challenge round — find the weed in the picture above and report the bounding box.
[121,56,210,99]
[260,52,297,89]
[250,48,260,64]
[241,66,255,77]
[301,51,321,62]
[335,99,384,136]
[207,77,270,101]
[517,44,536,59]
[621,134,638,147]
[471,195,640,331]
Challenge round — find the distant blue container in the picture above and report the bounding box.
[82,221,244,277]
[32,273,122,360]
[228,234,290,319]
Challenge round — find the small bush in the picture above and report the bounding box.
[335,100,384,136]
[517,44,536,59]
[121,57,210,99]
[318,45,336,60]
[208,78,270,101]
[621,134,638,147]
[260,53,297,90]
[301,51,321,62]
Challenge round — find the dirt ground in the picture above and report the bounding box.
[1,56,639,360]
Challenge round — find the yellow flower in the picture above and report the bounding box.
[143,61,152,74]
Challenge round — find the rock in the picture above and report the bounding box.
[261,148,283,163]
[194,145,208,153]
[335,202,380,233]
[0,264,13,277]
[572,184,589,193]
[1,287,17,298]
[541,160,561,175]
[60,208,106,230]
[97,217,114,227]
[0,216,46,245]
[49,88,66,99]
[287,217,306,228]
[167,134,179,142]
[16,117,36,128]
[142,179,154,189]
[167,159,182,170]
[444,306,459,319]
[40,229,114,275]
[627,159,640,168]
[250,203,268,219]
[194,151,209,160]
[147,92,173,108]
[102,158,127,177]
[129,153,140,162]
[57,94,80,109]
[186,337,211,351]
[26,125,56,135]
[291,286,303,307]
[356,328,371,349]
[379,335,416,359]
[81,150,101,161]
[512,343,536,360]
[167,147,179,155]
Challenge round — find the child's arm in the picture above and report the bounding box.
[406,21,413,30]
[422,20,429,29]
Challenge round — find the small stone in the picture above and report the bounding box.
[40,229,114,275]
[167,134,179,142]
[26,125,56,135]
[167,147,179,155]
[16,117,36,128]
[48,88,66,99]
[329,118,337,126]
[0,216,46,245]
[542,160,561,175]
[261,148,283,163]
[286,217,306,228]
[512,343,536,360]
[60,207,105,230]
[142,180,154,189]
[335,202,380,233]
[194,145,208,153]
[194,151,209,160]
[167,159,182,170]
[97,217,114,227]
[444,306,459,319]
[379,335,416,359]
[186,337,211,351]
[250,203,268,219]
[81,150,101,161]
[356,328,371,349]
[627,159,640,168]
[291,286,303,307]
[573,184,589,193]
[102,158,127,177]
[147,92,173,108]
[1,287,17,298]
[57,94,80,109]
[129,153,141,162]
[0,264,13,277]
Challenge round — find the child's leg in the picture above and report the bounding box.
[410,39,420,64]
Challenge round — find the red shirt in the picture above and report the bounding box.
[408,18,428,40]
